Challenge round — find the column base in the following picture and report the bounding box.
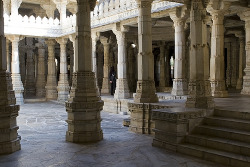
[101,77,110,94]
[114,78,131,99]
[241,73,250,95]
[236,78,243,90]
[45,86,58,100]
[66,71,104,143]
[171,79,188,96]
[186,80,214,109]
[210,80,228,97]
[134,80,158,103]
[11,73,24,105]
[0,71,21,154]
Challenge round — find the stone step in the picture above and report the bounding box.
[214,109,250,121]
[178,143,250,167]
[186,134,250,156]
[195,125,250,143]
[204,116,250,131]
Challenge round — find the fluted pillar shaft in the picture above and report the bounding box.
[113,27,130,99]
[134,0,158,103]
[45,39,57,100]
[56,38,69,102]
[65,0,103,143]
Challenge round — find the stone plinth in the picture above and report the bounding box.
[152,108,205,151]
[128,102,173,135]
[0,71,21,154]
[66,72,104,143]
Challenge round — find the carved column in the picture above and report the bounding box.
[225,39,231,87]
[24,41,36,97]
[41,4,56,18]
[56,37,69,102]
[54,0,68,25]
[230,39,238,88]
[185,0,214,108]
[6,35,24,105]
[10,0,22,18]
[69,34,76,87]
[0,0,21,154]
[239,10,250,94]
[236,35,245,90]
[113,26,131,99]
[19,50,25,85]
[6,39,10,72]
[45,39,57,100]
[3,0,10,15]
[65,0,103,143]
[35,39,46,98]
[165,44,171,86]
[170,6,188,96]
[207,1,230,97]
[100,36,111,94]
[134,0,158,103]
[158,42,166,90]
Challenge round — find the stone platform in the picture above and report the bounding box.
[0,102,222,167]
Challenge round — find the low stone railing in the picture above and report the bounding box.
[3,0,182,38]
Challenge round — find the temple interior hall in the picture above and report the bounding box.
[1,0,250,167]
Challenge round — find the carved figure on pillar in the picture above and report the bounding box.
[134,0,158,103]
[65,0,103,143]
[169,6,189,96]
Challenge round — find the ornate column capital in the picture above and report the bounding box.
[6,35,22,43]
[53,0,69,11]
[99,36,110,46]
[45,39,56,46]
[91,31,100,42]
[136,0,153,8]
[169,5,189,27]
[3,0,11,15]
[56,37,68,46]
[41,4,57,18]
[238,9,250,22]
[206,0,231,23]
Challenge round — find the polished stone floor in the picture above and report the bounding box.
[0,101,226,167]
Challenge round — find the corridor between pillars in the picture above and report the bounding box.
[0,0,21,154]
[65,0,104,143]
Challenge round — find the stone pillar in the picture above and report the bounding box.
[231,39,238,87]
[56,37,69,102]
[3,0,10,15]
[165,44,171,86]
[91,32,98,75]
[207,1,230,97]
[158,42,166,90]
[10,0,22,18]
[24,43,36,97]
[54,0,68,25]
[170,6,188,96]
[236,34,245,90]
[45,39,57,100]
[19,50,25,85]
[225,39,231,87]
[113,26,131,99]
[35,39,46,98]
[65,0,103,143]
[100,36,111,94]
[7,35,24,105]
[0,0,21,154]
[6,39,11,72]
[134,0,158,103]
[185,0,214,108]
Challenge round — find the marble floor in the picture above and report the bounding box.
[0,101,227,167]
